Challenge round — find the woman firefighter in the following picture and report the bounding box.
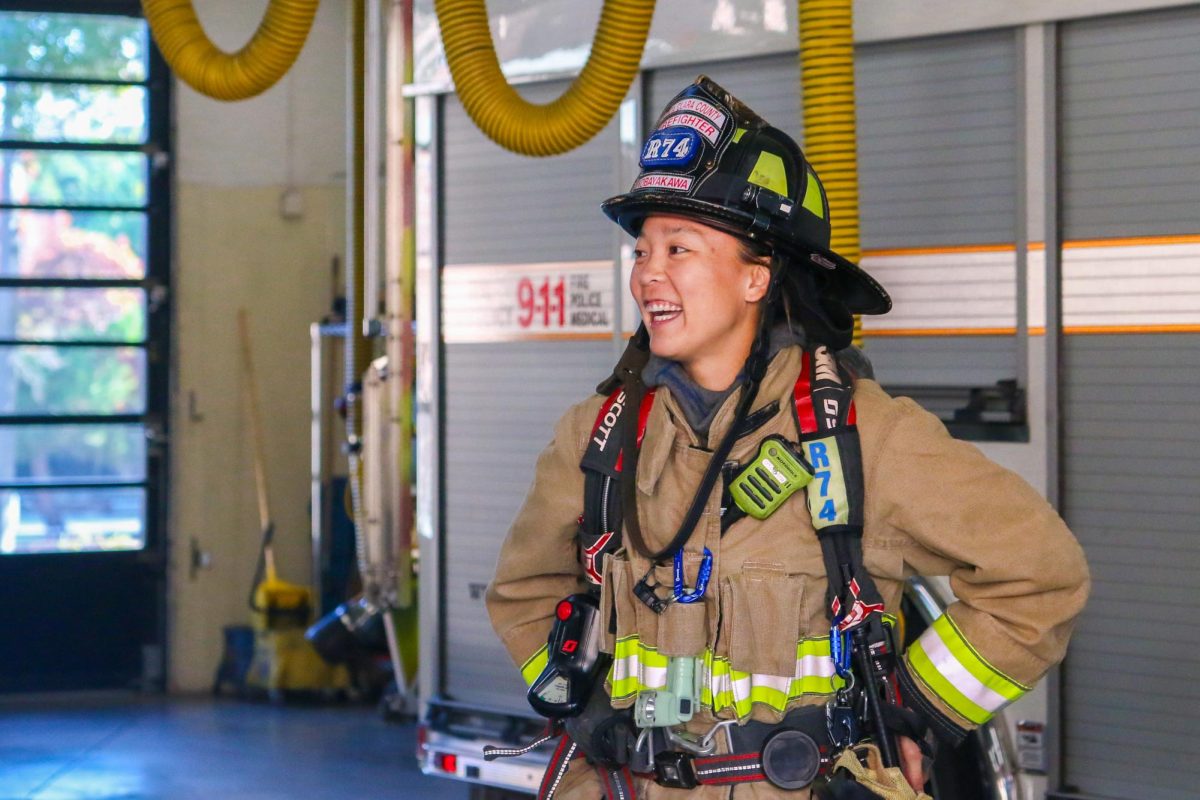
[485,77,1089,799]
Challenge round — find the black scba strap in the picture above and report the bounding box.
[792,346,881,624]
[578,387,656,586]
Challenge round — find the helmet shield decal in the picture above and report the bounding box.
[602,75,891,316]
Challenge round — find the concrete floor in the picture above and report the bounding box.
[0,696,472,800]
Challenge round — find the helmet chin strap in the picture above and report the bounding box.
[618,256,785,564]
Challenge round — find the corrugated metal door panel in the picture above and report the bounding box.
[648,55,803,133]
[1062,327,1200,800]
[1061,7,1200,239]
[442,341,612,712]
[856,30,1017,250]
[442,81,618,265]
[648,38,1019,408]
[866,336,1015,386]
[856,31,1019,403]
[440,82,619,711]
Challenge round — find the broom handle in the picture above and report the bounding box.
[237,308,276,582]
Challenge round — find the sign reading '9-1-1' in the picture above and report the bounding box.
[441,261,616,343]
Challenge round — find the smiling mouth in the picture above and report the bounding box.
[644,301,682,326]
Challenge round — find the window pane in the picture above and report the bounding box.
[0,487,144,554]
[0,209,147,279]
[0,287,145,343]
[0,423,145,485]
[0,345,145,415]
[0,149,146,207]
[0,81,147,144]
[0,12,147,82]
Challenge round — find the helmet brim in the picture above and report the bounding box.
[601,192,892,316]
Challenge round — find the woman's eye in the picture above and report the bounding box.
[632,248,647,259]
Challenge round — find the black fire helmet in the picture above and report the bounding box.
[601,75,891,317]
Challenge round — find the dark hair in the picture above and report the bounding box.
[734,237,854,349]
[735,237,773,266]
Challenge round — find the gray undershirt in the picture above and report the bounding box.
[641,326,876,444]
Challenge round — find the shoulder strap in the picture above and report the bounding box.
[792,346,885,632]
[578,388,656,585]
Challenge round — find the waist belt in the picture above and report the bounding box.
[648,706,834,790]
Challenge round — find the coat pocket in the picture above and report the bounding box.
[636,552,711,658]
[600,550,639,657]
[723,561,806,678]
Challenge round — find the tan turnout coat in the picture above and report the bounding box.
[486,345,1089,798]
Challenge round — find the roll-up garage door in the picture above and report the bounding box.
[647,38,1020,433]
[440,85,618,713]
[855,31,1020,425]
[648,55,802,133]
[1059,8,1200,799]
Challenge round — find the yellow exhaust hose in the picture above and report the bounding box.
[798,0,865,347]
[140,0,319,101]
[434,0,654,157]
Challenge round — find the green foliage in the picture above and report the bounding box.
[0,11,146,81]
[0,11,152,498]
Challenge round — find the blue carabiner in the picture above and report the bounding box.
[673,547,713,604]
[830,619,852,679]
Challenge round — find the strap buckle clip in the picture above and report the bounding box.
[653,751,698,789]
[633,569,672,615]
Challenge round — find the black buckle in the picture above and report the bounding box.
[653,751,698,789]
[633,571,671,615]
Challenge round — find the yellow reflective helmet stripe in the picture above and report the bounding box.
[520,644,549,686]
[801,168,826,220]
[906,614,1029,725]
[748,151,788,196]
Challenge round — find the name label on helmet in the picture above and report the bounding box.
[640,128,700,169]
[633,173,694,192]
[666,97,728,129]
[658,112,720,145]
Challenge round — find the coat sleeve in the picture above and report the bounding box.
[874,398,1090,745]
[485,398,598,686]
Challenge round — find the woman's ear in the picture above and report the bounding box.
[744,257,772,303]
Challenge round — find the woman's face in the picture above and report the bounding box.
[631,214,770,390]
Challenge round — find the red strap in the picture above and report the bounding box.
[692,751,767,785]
[793,348,856,435]
[794,350,818,434]
[613,389,656,472]
[537,735,578,800]
[598,765,638,799]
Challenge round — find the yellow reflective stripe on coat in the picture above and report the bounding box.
[906,614,1030,725]
[520,644,549,686]
[610,636,670,699]
[610,635,843,716]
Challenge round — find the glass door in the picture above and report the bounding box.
[0,2,170,691]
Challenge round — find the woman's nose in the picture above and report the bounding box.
[634,250,664,285]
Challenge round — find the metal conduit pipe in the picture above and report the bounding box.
[346,0,374,590]
[434,0,655,156]
[141,0,319,101]
[798,0,865,347]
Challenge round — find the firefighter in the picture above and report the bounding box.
[486,76,1089,799]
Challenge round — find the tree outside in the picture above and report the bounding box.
[0,10,150,553]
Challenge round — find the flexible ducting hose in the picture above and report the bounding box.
[798,0,864,347]
[434,0,654,156]
[141,0,319,101]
